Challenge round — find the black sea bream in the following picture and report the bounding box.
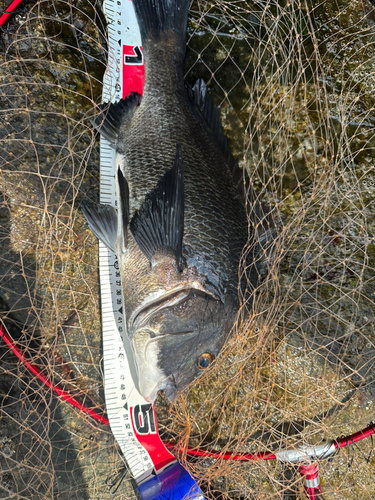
[82,0,251,402]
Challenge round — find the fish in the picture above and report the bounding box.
[82,0,257,403]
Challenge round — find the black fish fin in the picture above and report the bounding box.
[130,144,184,269]
[81,201,117,253]
[188,79,242,191]
[188,79,275,245]
[117,168,130,250]
[132,0,190,42]
[91,93,142,145]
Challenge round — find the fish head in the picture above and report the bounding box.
[130,279,237,403]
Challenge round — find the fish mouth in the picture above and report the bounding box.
[141,374,178,403]
[129,282,217,332]
[137,326,206,402]
[133,328,196,402]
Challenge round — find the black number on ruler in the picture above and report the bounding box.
[125,46,143,65]
[133,404,156,434]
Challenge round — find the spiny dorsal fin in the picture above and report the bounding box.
[117,168,130,250]
[188,79,275,242]
[92,92,142,146]
[130,144,184,270]
[81,201,118,253]
[188,78,241,189]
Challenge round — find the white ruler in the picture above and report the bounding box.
[99,0,176,485]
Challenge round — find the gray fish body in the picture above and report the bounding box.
[83,0,249,402]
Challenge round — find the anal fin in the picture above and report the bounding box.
[130,144,184,270]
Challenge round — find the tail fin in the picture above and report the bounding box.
[132,0,190,42]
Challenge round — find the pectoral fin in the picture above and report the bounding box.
[81,201,118,253]
[91,93,142,146]
[130,144,184,270]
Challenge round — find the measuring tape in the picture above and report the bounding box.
[99,1,204,498]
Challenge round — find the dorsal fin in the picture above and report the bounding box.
[130,144,184,270]
[117,168,130,250]
[188,79,275,244]
[188,79,242,190]
[91,92,142,146]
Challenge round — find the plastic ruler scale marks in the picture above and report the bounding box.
[99,0,205,498]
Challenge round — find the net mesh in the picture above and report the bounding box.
[1,0,375,498]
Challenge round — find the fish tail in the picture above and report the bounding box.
[132,0,190,53]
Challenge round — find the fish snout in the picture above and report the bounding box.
[132,327,178,402]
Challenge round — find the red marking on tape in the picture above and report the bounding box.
[122,45,145,98]
[130,404,175,471]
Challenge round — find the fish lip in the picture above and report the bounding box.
[129,282,216,331]
[142,374,177,403]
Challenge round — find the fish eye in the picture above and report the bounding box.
[197,352,215,370]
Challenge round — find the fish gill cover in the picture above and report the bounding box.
[0,0,375,499]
